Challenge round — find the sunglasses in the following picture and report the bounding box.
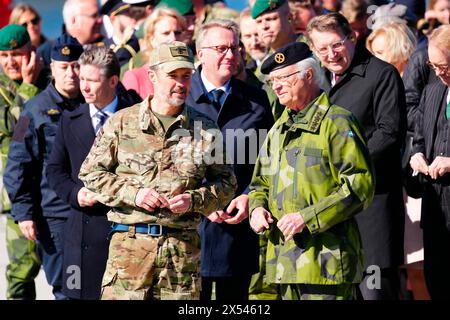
[21,17,40,27]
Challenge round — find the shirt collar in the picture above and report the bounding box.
[89,96,118,118]
[200,69,231,94]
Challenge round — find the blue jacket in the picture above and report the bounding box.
[4,83,83,221]
[186,68,274,277]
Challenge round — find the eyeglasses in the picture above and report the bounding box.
[314,35,348,56]
[21,17,40,27]
[201,45,240,55]
[267,70,301,87]
[427,61,450,73]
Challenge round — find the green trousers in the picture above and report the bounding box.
[5,215,41,299]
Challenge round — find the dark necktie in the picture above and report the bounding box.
[211,89,224,111]
[95,110,108,135]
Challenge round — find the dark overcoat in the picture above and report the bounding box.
[186,68,274,277]
[322,47,407,269]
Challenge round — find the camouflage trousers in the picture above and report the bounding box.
[280,283,357,300]
[101,227,201,300]
[249,235,280,300]
[5,215,41,299]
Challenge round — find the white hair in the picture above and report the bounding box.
[63,0,79,24]
[296,57,325,88]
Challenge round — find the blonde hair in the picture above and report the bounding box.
[429,24,450,52]
[9,3,40,24]
[143,7,186,53]
[366,22,416,66]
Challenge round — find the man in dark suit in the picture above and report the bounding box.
[306,13,407,300]
[186,19,274,300]
[3,34,85,300]
[46,46,137,299]
[410,25,450,300]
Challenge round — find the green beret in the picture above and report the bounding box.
[0,24,30,51]
[157,0,194,16]
[251,0,286,19]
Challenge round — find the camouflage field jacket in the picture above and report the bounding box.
[249,93,375,284]
[79,99,237,228]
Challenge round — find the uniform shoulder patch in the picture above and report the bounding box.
[11,116,30,142]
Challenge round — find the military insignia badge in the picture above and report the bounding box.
[269,0,276,10]
[61,46,70,56]
[9,38,17,49]
[47,108,61,116]
[170,46,188,57]
[274,53,285,64]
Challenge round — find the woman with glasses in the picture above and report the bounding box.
[9,4,46,50]
[9,3,53,67]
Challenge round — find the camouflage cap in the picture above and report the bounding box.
[251,0,286,19]
[149,41,194,73]
[0,24,30,51]
[158,0,194,16]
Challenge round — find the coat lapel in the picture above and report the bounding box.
[69,103,96,152]
[426,83,448,159]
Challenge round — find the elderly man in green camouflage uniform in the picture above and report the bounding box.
[248,42,375,300]
[0,24,45,299]
[79,41,237,300]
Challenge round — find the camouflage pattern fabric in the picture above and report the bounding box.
[0,73,40,299]
[5,215,41,299]
[280,283,356,300]
[0,73,39,212]
[79,98,237,226]
[193,4,239,41]
[101,228,200,300]
[79,98,236,299]
[249,92,375,286]
[248,234,281,300]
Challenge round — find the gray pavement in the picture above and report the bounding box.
[0,215,53,300]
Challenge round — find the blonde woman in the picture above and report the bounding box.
[366,22,416,76]
[121,7,186,99]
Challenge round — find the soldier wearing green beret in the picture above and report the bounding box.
[249,42,375,300]
[0,23,46,300]
[252,1,304,127]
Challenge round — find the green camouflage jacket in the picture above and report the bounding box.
[0,73,39,212]
[249,93,374,285]
[79,99,237,228]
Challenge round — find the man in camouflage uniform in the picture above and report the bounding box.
[0,24,45,299]
[248,42,375,300]
[79,41,237,300]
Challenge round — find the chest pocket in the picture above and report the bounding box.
[172,135,206,187]
[295,146,330,188]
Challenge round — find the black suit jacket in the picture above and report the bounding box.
[323,46,407,268]
[46,95,135,299]
[186,68,274,277]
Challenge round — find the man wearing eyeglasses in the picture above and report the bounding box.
[307,13,407,300]
[186,19,274,300]
[410,25,450,300]
[249,41,374,300]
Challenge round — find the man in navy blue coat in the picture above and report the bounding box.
[46,46,139,299]
[3,34,85,300]
[186,19,274,300]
